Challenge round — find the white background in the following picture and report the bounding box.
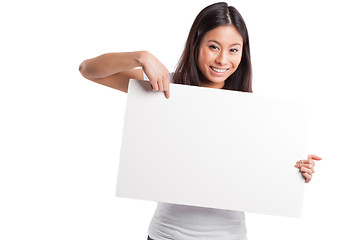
[0,0,359,239]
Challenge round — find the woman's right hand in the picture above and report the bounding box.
[140,51,170,99]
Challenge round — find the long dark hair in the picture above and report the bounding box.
[173,2,252,92]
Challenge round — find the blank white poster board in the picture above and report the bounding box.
[116,79,307,218]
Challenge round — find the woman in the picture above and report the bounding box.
[79,2,321,239]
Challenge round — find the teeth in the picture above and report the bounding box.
[211,67,227,73]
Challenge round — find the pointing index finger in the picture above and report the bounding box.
[163,77,170,99]
[164,89,170,99]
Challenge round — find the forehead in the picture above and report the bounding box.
[202,25,243,45]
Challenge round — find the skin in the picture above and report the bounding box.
[79,24,322,183]
[79,51,170,98]
[295,154,322,183]
[197,25,243,89]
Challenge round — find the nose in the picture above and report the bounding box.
[215,51,228,66]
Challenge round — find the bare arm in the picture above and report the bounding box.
[79,52,144,80]
[79,51,170,98]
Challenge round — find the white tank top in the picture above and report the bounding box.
[143,72,247,240]
[148,203,247,240]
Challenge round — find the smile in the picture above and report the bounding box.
[210,66,229,73]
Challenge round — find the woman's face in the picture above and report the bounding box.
[197,25,243,89]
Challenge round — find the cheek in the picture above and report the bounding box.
[231,53,242,69]
[197,49,204,66]
[198,48,213,65]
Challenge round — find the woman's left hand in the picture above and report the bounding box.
[295,154,322,183]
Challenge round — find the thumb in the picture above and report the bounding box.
[308,154,322,161]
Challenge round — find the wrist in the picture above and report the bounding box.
[137,51,150,68]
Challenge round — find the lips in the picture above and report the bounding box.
[210,66,229,73]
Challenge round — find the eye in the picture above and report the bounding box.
[209,44,220,50]
[230,48,239,53]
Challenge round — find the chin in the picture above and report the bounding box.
[206,74,229,83]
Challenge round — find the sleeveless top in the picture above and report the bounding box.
[143,72,247,240]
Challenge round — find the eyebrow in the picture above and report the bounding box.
[208,40,242,47]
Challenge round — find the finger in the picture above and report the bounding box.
[308,154,322,161]
[301,166,313,175]
[163,75,169,90]
[296,163,315,172]
[151,81,159,91]
[295,160,307,167]
[157,79,164,92]
[304,164,315,172]
[164,89,170,99]
[296,159,315,166]
[163,77,170,99]
[303,172,312,183]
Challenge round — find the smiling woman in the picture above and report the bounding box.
[173,2,252,92]
[78,2,321,240]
